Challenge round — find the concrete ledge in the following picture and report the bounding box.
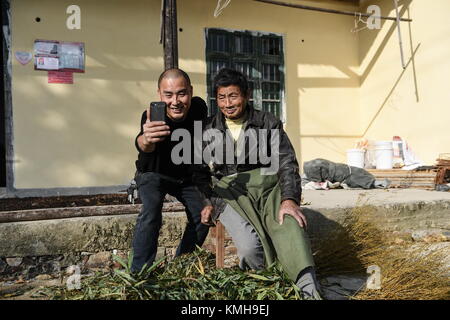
[1,189,449,259]
[303,189,450,209]
[0,211,191,258]
[303,201,450,240]
[302,189,450,240]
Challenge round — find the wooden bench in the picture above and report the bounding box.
[213,220,225,268]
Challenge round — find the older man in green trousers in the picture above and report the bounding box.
[199,68,322,299]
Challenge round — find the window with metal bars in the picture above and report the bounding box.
[205,28,284,119]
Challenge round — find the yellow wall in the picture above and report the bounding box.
[10,0,361,188]
[178,0,361,166]
[359,0,450,165]
[11,0,164,188]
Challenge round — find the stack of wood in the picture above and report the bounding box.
[435,154,450,185]
[366,168,438,190]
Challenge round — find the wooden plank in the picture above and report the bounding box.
[0,202,185,223]
[367,169,437,173]
[371,176,436,180]
[373,174,435,177]
[367,170,437,178]
[370,177,437,180]
[215,220,225,268]
[366,169,437,189]
[367,171,436,175]
[436,167,450,185]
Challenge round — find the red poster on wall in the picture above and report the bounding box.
[48,71,74,84]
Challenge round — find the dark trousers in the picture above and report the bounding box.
[131,172,210,273]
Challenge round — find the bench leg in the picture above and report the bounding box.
[215,220,225,268]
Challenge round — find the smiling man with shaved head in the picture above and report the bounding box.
[131,68,212,273]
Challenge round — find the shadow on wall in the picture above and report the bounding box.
[288,2,363,165]
[15,60,163,187]
[295,0,418,165]
[359,0,422,137]
[359,0,414,83]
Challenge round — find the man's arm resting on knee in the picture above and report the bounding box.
[278,199,307,229]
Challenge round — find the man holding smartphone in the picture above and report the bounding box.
[131,68,213,273]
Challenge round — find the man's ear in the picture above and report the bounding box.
[190,85,194,96]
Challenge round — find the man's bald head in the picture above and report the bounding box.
[158,68,191,89]
[157,68,193,122]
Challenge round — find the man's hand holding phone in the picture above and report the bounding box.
[138,102,170,153]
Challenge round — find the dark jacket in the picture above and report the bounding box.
[202,104,302,204]
[134,96,208,182]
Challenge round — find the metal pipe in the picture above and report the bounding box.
[253,0,413,22]
[393,0,406,69]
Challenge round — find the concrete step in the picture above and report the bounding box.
[1,189,449,263]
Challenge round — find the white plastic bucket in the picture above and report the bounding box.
[374,141,393,170]
[374,141,393,149]
[364,140,376,169]
[347,149,365,168]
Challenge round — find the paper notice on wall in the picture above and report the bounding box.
[34,40,60,55]
[59,42,85,71]
[37,56,59,70]
[34,39,85,72]
[48,71,73,84]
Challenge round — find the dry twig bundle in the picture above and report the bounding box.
[313,206,449,300]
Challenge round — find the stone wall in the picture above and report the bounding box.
[1,198,449,281]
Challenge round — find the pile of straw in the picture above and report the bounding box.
[313,206,449,300]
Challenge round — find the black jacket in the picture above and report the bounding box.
[201,105,302,204]
[134,96,208,182]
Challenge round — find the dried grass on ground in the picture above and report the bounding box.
[313,206,450,300]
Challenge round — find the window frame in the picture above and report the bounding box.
[205,28,286,122]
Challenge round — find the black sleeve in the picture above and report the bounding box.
[191,99,213,201]
[272,118,302,205]
[134,110,147,153]
[134,110,152,173]
[192,164,213,201]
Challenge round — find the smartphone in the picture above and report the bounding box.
[150,102,167,122]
